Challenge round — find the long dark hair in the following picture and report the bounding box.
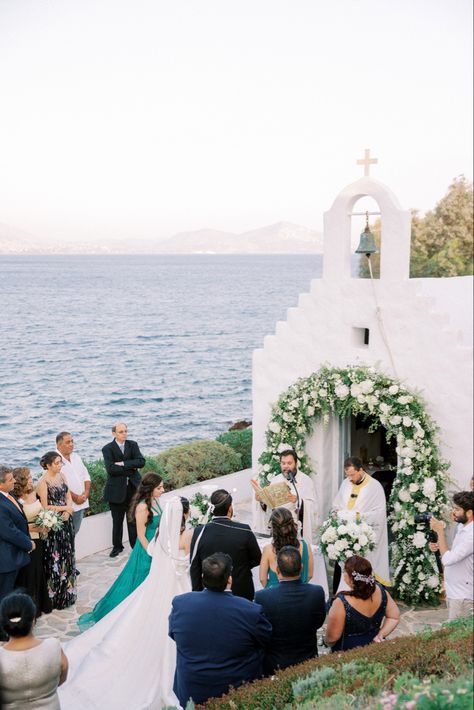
[270,507,298,553]
[39,451,61,470]
[128,472,163,524]
[342,555,376,600]
[180,497,189,533]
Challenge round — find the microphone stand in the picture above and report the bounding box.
[287,469,301,532]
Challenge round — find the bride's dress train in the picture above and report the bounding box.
[58,497,190,710]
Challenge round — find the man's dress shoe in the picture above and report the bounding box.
[109,547,123,558]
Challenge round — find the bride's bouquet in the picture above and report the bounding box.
[33,509,64,539]
[319,511,376,563]
[188,492,212,528]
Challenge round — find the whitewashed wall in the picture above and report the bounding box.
[252,177,473,490]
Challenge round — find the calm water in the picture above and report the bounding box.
[0,255,322,467]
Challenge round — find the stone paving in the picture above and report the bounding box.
[33,498,449,645]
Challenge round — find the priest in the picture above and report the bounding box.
[256,449,317,543]
[332,456,391,591]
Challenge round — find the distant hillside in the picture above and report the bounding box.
[154,222,323,254]
[0,220,323,255]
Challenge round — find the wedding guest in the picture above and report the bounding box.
[429,491,474,620]
[324,555,400,652]
[259,507,313,588]
[102,422,146,557]
[12,467,52,616]
[0,465,34,603]
[36,452,77,609]
[170,552,272,707]
[56,431,91,537]
[190,489,262,600]
[78,472,164,630]
[0,591,68,709]
[255,546,326,675]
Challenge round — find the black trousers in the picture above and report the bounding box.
[109,483,137,550]
[332,562,342,595]
[0,569,19,603]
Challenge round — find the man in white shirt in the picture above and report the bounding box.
[56,431,91,536]
[430,491,474,620]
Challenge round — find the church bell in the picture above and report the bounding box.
[355,214,378,257]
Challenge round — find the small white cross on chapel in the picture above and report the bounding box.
[357,148,378,177]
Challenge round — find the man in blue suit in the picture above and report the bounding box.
[254,545,326,675]
[0,465,34,602]
[169,552,272,707]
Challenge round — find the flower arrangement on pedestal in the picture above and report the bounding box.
[319,511,376,564]
[258,364,449,605]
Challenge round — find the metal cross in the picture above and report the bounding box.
[357,148,378,177]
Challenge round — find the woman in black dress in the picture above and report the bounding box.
[36,452,77,609]
[12,467,52,615]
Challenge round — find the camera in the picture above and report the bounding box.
[414,511,437,542]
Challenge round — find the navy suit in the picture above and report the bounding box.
[169,589,272,707]
[254,579,326,675]
[102,439,145,549]
[0,494,33,601]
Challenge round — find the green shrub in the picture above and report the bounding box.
[216,428,252,469]
[388,670,474,709]
[152,440,242,489]
[199,619,473,709]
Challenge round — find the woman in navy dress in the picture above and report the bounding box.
[324,555,400,652]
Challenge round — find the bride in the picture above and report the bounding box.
[58,496,192,710]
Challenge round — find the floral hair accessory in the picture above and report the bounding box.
[352,571,375,584]
[9,616,21,623]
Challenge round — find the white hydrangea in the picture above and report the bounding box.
[422,477,437,497]
[321,527,338,543]
[334,539,348,551]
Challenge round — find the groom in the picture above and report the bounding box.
[169,552,272,707]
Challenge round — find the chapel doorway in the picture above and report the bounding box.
[342,413,397,509]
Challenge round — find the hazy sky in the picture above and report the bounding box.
[0,0,472,242]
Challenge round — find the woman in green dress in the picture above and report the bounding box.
[78,472,164,630]
[259,507,314,588]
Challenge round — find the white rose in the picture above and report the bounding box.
[366,395,379,407]
[399,489,411,503]
[334,539,348,551]
[422,478,437,497]
[189,505,201,519]
[354,543,361,551]
[416,503,428,512]
[394,502,401,512]
[268,422,281,434]
[402,573,411,583]
[282,412,294,423]
[289,399,299,409]
[318,388,327,397]
[337,524,348,535]
[306,406,315,417]
[398,395,412,405]
[403,416,413,427]
[388,385,399,395]
[350,384,362,397]
[327,544,337,560]
[358,534,368,547]
[414,428,425,439]
[360,379,374,394]
[409,483,419,493]
[413,531,427,548]
[335,384,349,399]
[390,415,402,425]
[357,394,366,404]
[427,575,439,589]
[402,446,416,457]
[380,403,391,414]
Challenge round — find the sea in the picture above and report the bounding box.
[0,254,324,469]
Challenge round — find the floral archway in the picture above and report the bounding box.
[258,365,448,605]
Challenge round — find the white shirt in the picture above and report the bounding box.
[442,521,473,600]
[56,450,91,512]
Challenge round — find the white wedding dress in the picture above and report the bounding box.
[58,498,190,710]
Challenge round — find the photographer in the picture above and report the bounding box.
[429,491,473,620]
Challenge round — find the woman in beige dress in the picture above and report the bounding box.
[0,591,68,709]
[12,468,52,615]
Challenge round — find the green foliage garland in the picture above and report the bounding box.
[258,365,449,604]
